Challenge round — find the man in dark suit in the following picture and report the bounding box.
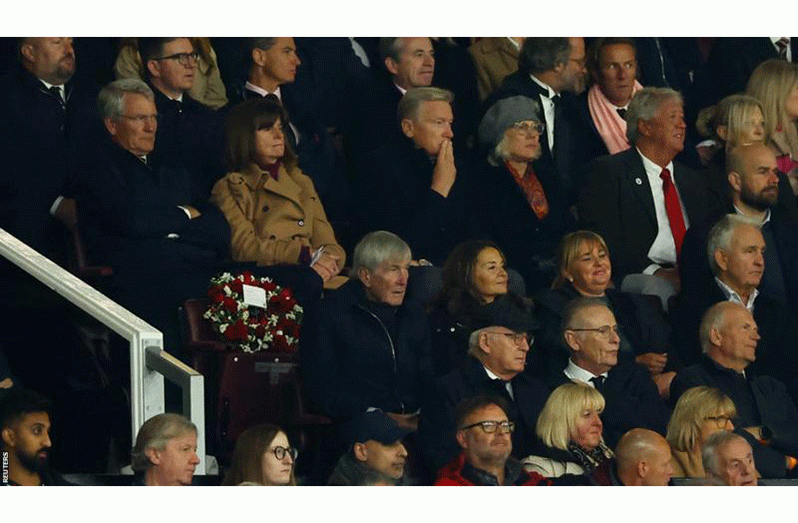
[137,37,224,197]
[78,79,230,343]
[670,214,798,390]
[670,301,798,479]
[419,299,550,476]
[579,87,722,307]
[356,87,474,266]
[487,37,588,205]
[552,297,671,447]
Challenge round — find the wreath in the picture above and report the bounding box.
[204,271,303,353]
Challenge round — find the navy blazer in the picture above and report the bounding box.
[578,147,722,284]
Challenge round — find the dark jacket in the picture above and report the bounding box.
[434,452,551,486]
[578,147,723,284]
[355,136,475,266]
[534,283,676,379]
[419,356,550,474]
[671,355,798,478]
[669,279,798,385]
[327,452,411,486]
[300,279,433,420]
[548,358,671,448]
[472,160,574,294]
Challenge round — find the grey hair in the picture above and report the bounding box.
[467,327,493,359]
[397,86,454,124]
[699,301,746,354]
[625,87,683,145]
[518,37,572,75]
[560,296,609,351]
[701,430,749,480]
[249,37,277,53]
[97,78,154,121]
[131,413,197,472]
[379,37,406,63]
[706,214,762,277]
[488,135,513,166]
[351,231,411,279]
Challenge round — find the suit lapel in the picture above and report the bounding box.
[261,165,303,207]
[623,149,657,225]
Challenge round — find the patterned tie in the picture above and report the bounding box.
[660,168,687,255]
[776,37,790,59]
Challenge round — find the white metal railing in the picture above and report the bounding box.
[0,228,206,474]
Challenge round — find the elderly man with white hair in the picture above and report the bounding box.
[671,301,798,479]
[702,430,758,486]
[131,413,201,486]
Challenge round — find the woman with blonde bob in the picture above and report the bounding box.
[222,423,297,486]
[666,386,736,478]
[522,382,613,477]
[747,58,798,192]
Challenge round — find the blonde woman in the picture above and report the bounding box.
[746,58,798,192]
[522,382,613,478]
[666,386,737,478]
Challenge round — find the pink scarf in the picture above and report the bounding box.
[587,81,642,155]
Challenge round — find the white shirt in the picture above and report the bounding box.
[733,204,771,226]
[243,82,301,145]
[715,276,759,312]
[770,37,792,62]
[39,79,65,102]
[563,359,607,387]
[530,74,558,152]
[394,83,407,96]
[506,37,521,50]
[637,148,690,274]
[483,365,514,400]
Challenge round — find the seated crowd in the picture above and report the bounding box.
[3,36,798,487]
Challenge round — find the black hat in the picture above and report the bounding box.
[344,410,411,446]
[471,298,541,333]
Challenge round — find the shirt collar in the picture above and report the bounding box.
[564,358,607,384]
[506,37,521,50]
[529,74,557,98]
[715,277,759,311]
[245,81,282,101]
[733,204,771,225]
[394,83,408,96]
[636,146,674,176]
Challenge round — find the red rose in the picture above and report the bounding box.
[223,297,237,313]
[209,288,225,304]
[272,333,292,352]
[260,279,277,292]
[224,319,248,341]
[229,279,243,294]
[242,271,254,284]
[254,324,266,338]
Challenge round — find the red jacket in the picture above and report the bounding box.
[434,453,551,486]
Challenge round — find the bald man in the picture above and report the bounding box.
[613,428,674,485]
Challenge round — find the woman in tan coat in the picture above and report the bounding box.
[211,97,345,286]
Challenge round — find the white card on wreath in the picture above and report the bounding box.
[242,284,267,308]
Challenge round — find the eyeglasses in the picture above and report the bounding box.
[459,420,515,434]
[703,415,732,428]
[567,324,620,338]
[485,331,532,345]
[512,121,545,135]
[271,445,298,460]
[154,52,199,67]
[120,114,158,125]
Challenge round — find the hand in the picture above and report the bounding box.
[652,371,676,400]
[183,205,202,219]
[654,266,680,293]
[636,352,668,375]
[744,426,764,441]
[53,197,77,229]
[311,251,342,282]
[0,377,13,389]
[431,139,456,197]
[386,412,419,431]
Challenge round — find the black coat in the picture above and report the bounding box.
[669,279,798,387]
[548,357,671,448]
[299,279,433,420]
[578,148,723,284]
[355,136,475,266]
[418,356,551,475]
[0,65,100,262]
[671,355,798,478]
[77,138,230,330]
[534,283,676,379]
[472,160,574,294]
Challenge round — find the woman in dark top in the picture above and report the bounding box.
[535,231,677,398]
[428,239,535,376]
[474,95,574,295]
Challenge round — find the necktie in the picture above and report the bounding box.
[48,85,65,110]
[776,37,790,59]
[616,107,627,119]
[590,375,605,393]
[660,168,687,255]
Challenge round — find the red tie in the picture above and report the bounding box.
[660,168,686,255]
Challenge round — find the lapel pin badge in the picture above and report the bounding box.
[635,178,643,185]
